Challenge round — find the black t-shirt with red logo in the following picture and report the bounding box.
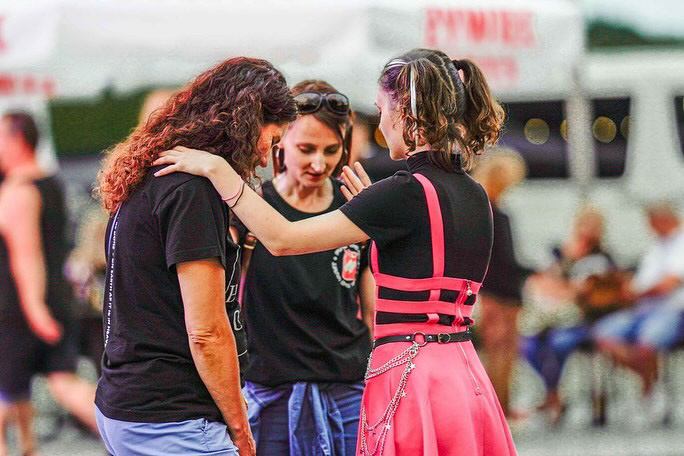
[95,168,247,424]
[235,179,371,387]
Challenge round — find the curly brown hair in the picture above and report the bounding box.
[97,57,297,214]
[273,80,353,177]
[379,48,504,171]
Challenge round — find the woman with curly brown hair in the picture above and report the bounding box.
[154,48,516,455]
[94,57,296,456]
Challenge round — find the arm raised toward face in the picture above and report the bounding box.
[154,147,371,256]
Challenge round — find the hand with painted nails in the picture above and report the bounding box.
[340,162,372,201]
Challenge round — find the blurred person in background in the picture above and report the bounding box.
[138,88,180,125]
[153,48,517,455]
[521,206,617,424]
[347,111,372,166]
[0,112,97,456]
[95,57,296,456]
[356,109,408,184]
[65,206,108,376]
[471,147,530,420]
[593,202,684,399]
[235,80,373,456]
[66,88,180,376]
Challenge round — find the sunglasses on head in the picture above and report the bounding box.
[294,91,350,115]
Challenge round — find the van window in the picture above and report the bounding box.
[499,101,568,179]
[676,96,684,159]
[593,97,630,178]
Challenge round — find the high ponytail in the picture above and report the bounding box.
[456,59,505,165]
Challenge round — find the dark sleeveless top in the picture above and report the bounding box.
[0,175,72,323]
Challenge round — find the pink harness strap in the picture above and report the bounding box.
[375,298,473,315]
[413,174,445,280]
[373,273,481,294]
[370,240,379,273]
[370,173,480,337]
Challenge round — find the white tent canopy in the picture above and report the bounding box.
[1,0,583,109]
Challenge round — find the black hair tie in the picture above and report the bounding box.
[452,59,466,71]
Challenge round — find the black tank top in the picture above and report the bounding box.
[0,175,72,322]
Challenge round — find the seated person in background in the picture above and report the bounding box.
[521,205,618,424]
[594,202,684,396]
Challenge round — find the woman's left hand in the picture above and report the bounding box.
[153,146,226,179]
[341,162,372,201]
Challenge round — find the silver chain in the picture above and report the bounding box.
[359,343,421,456]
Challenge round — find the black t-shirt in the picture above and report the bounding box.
[95,167,246,423]
[236,179,371,386]
[340,152,493,301]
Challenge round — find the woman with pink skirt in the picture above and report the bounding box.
[154,48,517,455]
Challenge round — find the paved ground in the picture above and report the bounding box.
[5,352,684,456]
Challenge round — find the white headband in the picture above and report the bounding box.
[385,59,418,119]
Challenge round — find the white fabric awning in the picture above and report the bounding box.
[1,0,584,110]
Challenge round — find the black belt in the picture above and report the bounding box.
[373,331,472,348]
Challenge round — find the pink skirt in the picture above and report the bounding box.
[357,340,517,456]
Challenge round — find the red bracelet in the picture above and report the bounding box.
[222,181,245,202]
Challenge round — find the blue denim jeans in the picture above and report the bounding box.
[593,297,684,350]
[521,324,590,390]
[245,381,363,456]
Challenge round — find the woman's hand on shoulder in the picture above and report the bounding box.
[154,146,244,202]
[340,161,372,201]
[153,146,228,180]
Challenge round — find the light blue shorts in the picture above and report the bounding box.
[593,298,684,350]
[95,405,238,455]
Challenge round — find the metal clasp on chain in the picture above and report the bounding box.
[411,331,428,347]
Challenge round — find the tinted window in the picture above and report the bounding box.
[593,97,630,178]
[499,101,568,179]
[676,96,684,159]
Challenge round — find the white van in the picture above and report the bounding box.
[499,50,684,269]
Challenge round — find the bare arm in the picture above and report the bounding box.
[359,267,375,339]
[1,183,61,343]
[635,275,682,299]
[155,148,370,256]
[177,258,255,456]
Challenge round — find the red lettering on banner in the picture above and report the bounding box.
[466,11,491,43]
[0,75,15,95]
[425,8,536,48]
[23,76,36,93]
[42,78,55,98]
[0,74,57,97]
[474,57,518,86]
[0,16,5,52]
[425,9,440,46]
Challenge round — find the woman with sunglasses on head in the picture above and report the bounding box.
[95,57,296,456]
[155,48,516,455]
[233,80,373,455]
